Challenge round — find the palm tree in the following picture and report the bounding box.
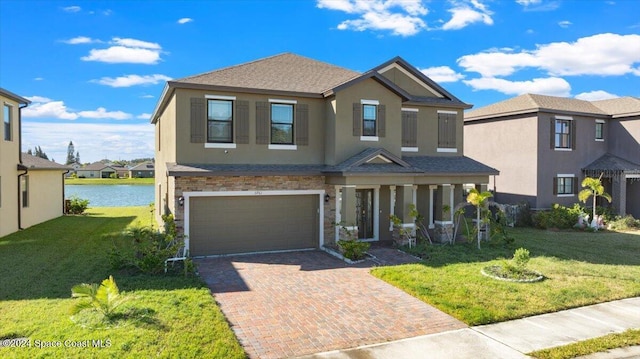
[578,174,612,229]
[466,188,493,249]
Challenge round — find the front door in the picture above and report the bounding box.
[356,189,374,239]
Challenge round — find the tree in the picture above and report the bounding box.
[66,141,75,165]
[75,151,80,164]
[466,188,493,249]
[34,146,48,160]
[27,148,33,155]
[578,174,612,229]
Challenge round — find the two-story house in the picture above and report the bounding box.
[151,53,497,257]
[0,87,70,237]
[464,94,640,217]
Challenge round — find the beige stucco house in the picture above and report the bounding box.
[464,94,640,217]
[151,53,497,257]
[76,162,117,178]
[1,87,70,238]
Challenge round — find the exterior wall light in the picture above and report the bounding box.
[324,194,330,203]
[178,196,185,206]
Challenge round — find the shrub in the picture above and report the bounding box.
[67,195,89,214]
[109,172,119,179]
[608,215,640,230]
[532,203,584,229]
[337,239,370,261]
[70,276,127,318]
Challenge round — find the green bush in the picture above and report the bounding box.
[532,203,584,229]
[109,172,119,179]
[608,215,640,230]
[337,239,370,261]
[67,195,89,214]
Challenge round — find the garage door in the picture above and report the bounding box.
[189,195,319,256]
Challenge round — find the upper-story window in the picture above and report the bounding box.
[554,116,573,150]
[271,103,294,145]
[207,99,233,143]
[3,104,12,141]
[595,120,604,141]
[362,104,377,137]
[437,110,457,152]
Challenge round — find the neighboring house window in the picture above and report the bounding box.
[554,117,573,149]
[362,104,377,137]
[437,111,457,151]
[270,103,294,145]
[554,175,576,196]
[207,99,233,143]
[595,120,604,141]
[21,175,29,208]
[3,104,12,141]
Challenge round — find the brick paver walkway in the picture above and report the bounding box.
[196,250,466,359]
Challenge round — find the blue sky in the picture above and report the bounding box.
[1,0,639,163]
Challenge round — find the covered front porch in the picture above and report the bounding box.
[583,153,640,218]
[323,148,498,245]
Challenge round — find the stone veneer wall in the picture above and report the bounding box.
[173,175,336,247]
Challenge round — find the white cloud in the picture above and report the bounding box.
[420,66,464,82]
[575,90,619,101]
[137,113,152,120]
[63,36,101,45]
[111,37,161,50]
[22,96,133,121]
[23,97,79,120]
[140,94,155,99]
[515,0,541,6]
[442,0,493,30]
[21,122,154,163]
[464,77,571,97]
[458,33,640,77]
[77,107,132,120]
[558,20,572,28]
[63,5,81,12]
[317,0,428,36]
[80,37,163,64]
[81,46,161,64]
[177,17,193,24]
[33,77,44,81]
[93,74,172,87]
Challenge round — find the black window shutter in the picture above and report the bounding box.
[296,104,309,146]
[378,104,386,137]
[448,113,456,147]
[190,97,205,143]
[550,117,555,149]
[256,101,269,144]
[352,103,361,136]
[402,111,417,147]
[571,120,576,150]
[438,113,446,147]
[235,100,250,144]
[572,177,578,194]
[553,177,558,195]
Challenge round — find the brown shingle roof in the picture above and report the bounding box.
[591,97,640,118]
[465,93,608,121]
[173,53,360,94]
[20,154,70,170]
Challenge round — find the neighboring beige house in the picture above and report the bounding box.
[151,53,497,257]
[76,162,117,178]
[129,161,154,178]
[1,87,70,237]
[464,94,640,217]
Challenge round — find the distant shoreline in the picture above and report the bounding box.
[64,178,154,185]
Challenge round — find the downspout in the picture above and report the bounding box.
[17,102,29,229]
[62,170,70,213]
[17,165,28,230]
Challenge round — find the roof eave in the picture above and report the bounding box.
[0,87,31,105]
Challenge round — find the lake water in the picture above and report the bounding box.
[65,185,154,207]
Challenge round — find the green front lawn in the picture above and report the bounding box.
[372,228,640,325]
[65,178,154,185]
[0,207,245,358]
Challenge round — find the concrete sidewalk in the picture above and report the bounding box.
[296,297,640,359]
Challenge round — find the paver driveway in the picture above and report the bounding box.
[196,250,466,359]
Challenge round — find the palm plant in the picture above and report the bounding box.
[578,175,612,229]
[71,275,126,318]
[466,188,493,249]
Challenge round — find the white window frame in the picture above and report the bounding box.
[554,116,573,151]
[556,174,576,197]
[595,119,605,142]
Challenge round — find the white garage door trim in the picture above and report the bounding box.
[183,190,325,256]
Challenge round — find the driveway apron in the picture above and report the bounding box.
[196,250,466,359]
